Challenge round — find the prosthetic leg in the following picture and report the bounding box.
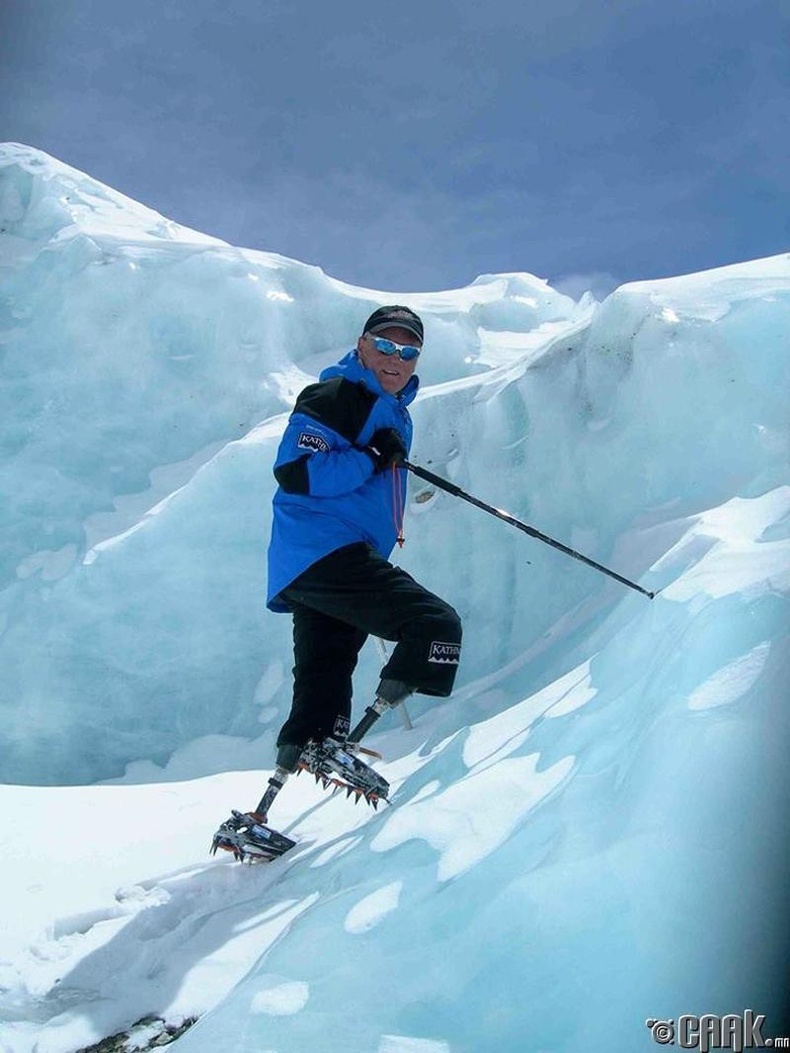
[210,681,412,862]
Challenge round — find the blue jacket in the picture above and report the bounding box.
[266,350,418,611]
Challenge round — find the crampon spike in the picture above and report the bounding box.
[296,737,390,809]
[210,812,296,864]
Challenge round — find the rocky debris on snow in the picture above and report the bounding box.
[75,1015,197,1052]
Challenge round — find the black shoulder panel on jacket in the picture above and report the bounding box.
[295,377,377,444]
[274,455,310,495]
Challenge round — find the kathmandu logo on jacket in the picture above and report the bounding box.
[428,641,461,665]
[297,431,330,454]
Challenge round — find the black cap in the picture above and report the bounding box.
[362,305,424,344]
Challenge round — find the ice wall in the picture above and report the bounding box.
[1,146,788,788]
[0,144,581,784]
[173,259,790,1051]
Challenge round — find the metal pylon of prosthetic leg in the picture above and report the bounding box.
[373,638,413,730]
[348,696,391,743]
[253,765,291,821]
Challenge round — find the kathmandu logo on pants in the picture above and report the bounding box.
[332,715,350,739]
[428,641,461,665]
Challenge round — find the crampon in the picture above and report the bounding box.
[210,739,388,864]
[210,810,296,864]
[297,737,390,809]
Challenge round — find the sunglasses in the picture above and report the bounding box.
[367,335,422,362]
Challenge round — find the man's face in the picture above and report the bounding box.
[357,326,421,395]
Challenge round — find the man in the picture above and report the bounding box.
[262,305,462,814]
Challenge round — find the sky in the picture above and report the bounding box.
[1,0,788,298]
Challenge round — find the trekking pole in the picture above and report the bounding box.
[401,461,656,600]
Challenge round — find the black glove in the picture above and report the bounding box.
[365,428,407,472]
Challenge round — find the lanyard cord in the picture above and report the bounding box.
[391,465,405,547]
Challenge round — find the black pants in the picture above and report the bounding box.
[275,543,462,748]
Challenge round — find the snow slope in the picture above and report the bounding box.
[0,145,788,1053]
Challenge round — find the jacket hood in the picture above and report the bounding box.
[320,350,419,407]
